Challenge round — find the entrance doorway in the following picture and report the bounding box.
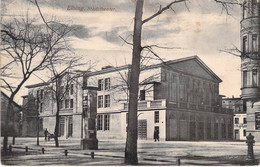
[138,120,147,140]
[59,116,73,138]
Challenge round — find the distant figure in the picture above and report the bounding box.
[44,128,48,141]
[154,129,159,142]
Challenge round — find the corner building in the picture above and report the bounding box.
[240,0,260,141]
[86,56,233,141]
[24,56,233,141]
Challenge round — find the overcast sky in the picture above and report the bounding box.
[2,0,242,104]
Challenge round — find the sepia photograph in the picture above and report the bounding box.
[1,0,260,165]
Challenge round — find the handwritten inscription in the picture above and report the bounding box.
[67,5,116,12]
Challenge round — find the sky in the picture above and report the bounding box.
[2,0,242,104]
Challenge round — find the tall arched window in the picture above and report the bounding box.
[252,69,258,87]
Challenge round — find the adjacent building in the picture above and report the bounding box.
[240,0,260,141]
[1,91,22,137]
[222,97,247,140]
[24,56,234,141]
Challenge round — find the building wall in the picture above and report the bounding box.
[240,0,260,141]
[1,92,22,137]
[166,109,233,141]
[233,114,247,140]
[23,56,233,141]
[222,98,247,140]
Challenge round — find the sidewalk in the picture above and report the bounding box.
[1,137,260,165]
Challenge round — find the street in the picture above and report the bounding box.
[1,137,260,165]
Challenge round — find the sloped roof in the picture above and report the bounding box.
[25,55,222,88]
[1,91,21,109]
[163,55,222,82]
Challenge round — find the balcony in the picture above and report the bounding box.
[123,99,166,110]
[241,87,260,100]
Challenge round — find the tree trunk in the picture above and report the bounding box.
[124,0,144,164]
[54,105,60,147]
[3,98,14,152]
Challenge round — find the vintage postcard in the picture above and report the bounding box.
[1,0,260,165]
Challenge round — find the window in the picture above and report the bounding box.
[243,117,247,124]
[40,90,44,99]
[70,84,74,95]
[235,118,239,124]
[243,36,248,54]
[70,99,73,108]
[243,130,246,136]
[40,103,43,113]
[243,71,248,87]
[252,35,258,52]
[154,111,159,123]
[98,79,103,91]
[97,115,103,130]
[252,69,257,87]
[65,99,69,108]
[98,96,103,108]
[105,78,110,90]
[180,85,185,101]
[104,114,110,130]
[252,0,257,15]
[60,100,64,109]
[105,95,110,108]
[140,90,145,101]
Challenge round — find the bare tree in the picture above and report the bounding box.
[124,0,244,164]
[44,54,92,147]
[1,11,73,151]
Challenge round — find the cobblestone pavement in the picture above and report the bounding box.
[1,137,260,165]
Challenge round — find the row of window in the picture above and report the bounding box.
[234,117,247,124]
[37,89,44,99]
[60,84,74,96]
[126,111,160,124]
[243,69,258,87]
[234,129,247,137]
[60,99,73,109]
[97,114,110,130]
[98,95,110,108]
[242,34,258,54]
[98,78,110,91]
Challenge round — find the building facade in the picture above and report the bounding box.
[222,97,247,140]
[24,56,234,141]
[240,0,260,141]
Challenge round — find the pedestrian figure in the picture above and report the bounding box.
[154,129,159,142]
[44,128,48,141]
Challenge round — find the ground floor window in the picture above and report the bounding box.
[235,129,239,140]
[68,116,73,137]
[243,129,246,136]
[104,114,110,130]
[59,117,65,137]
[97,115,103,130]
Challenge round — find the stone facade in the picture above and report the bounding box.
[240,0,260,141]
[24,56,233,141]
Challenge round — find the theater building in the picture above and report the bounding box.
[24,56,233,141]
